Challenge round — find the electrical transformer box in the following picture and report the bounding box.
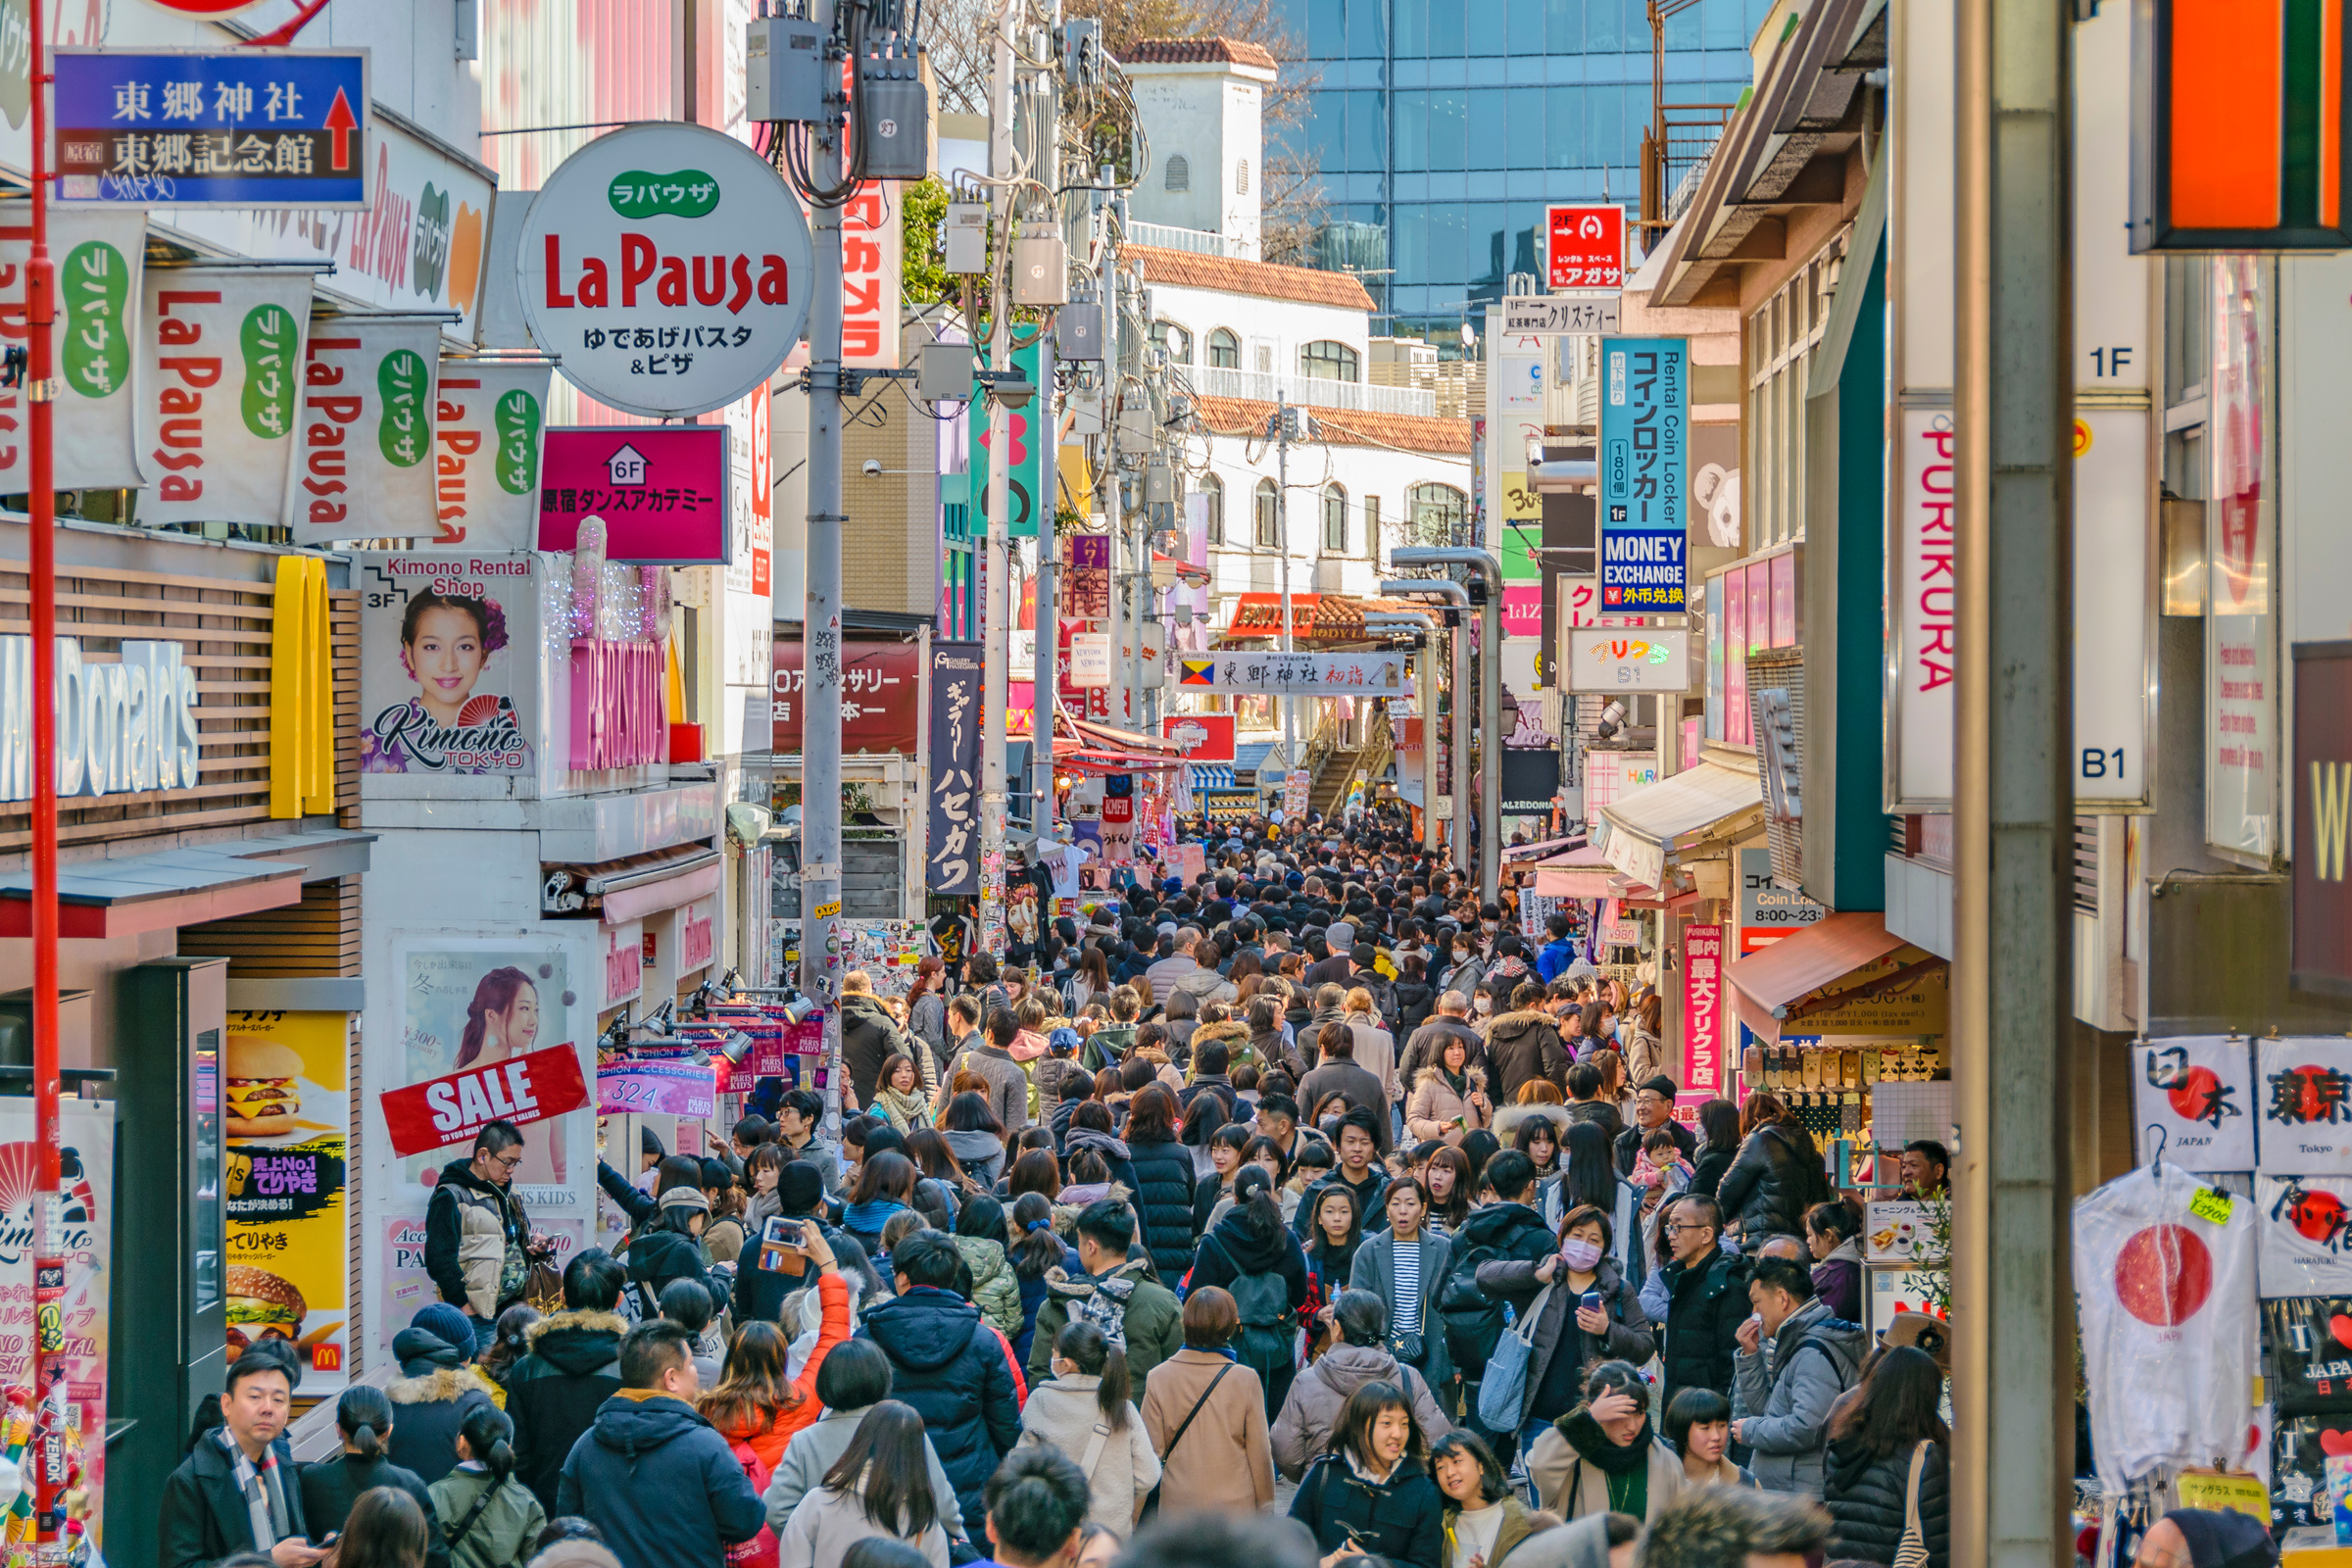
[747,16,827,123]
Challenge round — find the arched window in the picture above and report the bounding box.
[1253,478,1280,549]
[1208,328,1240,369]
[1152,320,1192,365]
[1165,154,1190,192]
[1202,474,1225,546]
[1236,158,1251,194]
[1407,482,1469,545]
[1299,340,1360,383]
[1322,484,1348,554]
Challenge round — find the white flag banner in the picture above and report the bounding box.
[2257,1175,2352,1298]
[138,267,314,529]
[1172,651,1409,697]
[2258,1036,2352,1175]
[0,209,149,492]
[430,358,551,549]
[2132,1037,2257,1173]
[290,317,444,543]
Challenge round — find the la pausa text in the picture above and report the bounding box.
[539,235,795,315]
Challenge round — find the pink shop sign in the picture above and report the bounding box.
[570,637,666,769]
[538,424,731,565]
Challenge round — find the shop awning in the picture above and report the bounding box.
[0,842,308,939]
[1534,844,1617,899]
[545,842,724,924]
[1722,910,1945,1045]
[1218,593,1375,644]
[1506,834,1586,862]
[1596,759,1764,889]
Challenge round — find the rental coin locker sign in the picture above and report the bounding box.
[517,122,813,418]
[1598,336,1688,611]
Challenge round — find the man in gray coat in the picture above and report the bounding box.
[1730,1256,1866,1494]
[945,1006,1032,1133]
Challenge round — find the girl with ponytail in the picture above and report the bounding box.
[297,1387,450,1563]
[426,1404,546,1568]
[1008,1191,1081,1365]
[1013,1320,1162,1531]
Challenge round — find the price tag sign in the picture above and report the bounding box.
[2190,1186,2235,1226]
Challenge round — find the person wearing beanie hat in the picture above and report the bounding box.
[387,1303,505,1484]
[616,1187,716,1314]
[2141,1508,2278,1568]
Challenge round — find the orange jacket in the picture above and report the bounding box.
[710,1268,852,1470]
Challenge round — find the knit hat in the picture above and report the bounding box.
[1325,921,1355,953]
[778,1160,825,1215]
[2165,1509,2278,1568]
[657,1186,711,1215]
[408,1301,477,1360]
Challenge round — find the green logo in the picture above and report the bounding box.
[493,388,541,496]
[607,170,720,220]
[412,181,452,299]
[59,239,127,398]
[376,349,429,468]
[238,305,297,439]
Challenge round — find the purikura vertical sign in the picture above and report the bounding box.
[1890,408,1958,808]
[1683,923,1725,1099]
[569,637,664,769]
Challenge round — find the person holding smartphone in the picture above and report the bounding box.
[1471,1203,1655,1466]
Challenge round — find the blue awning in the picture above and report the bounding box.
[1235,740,1282,778]
[1191,764,1235,789]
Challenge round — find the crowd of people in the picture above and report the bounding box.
[156,808,2254,1568]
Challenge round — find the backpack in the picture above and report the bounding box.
[724,1438,780,1568]
[1207,1237,1296,1385]
[1074,1273,1138,1352]
[1438,1229,1516,1376]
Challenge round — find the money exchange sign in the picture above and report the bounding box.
[1599,336,1688,611]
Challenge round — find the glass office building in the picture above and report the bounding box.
[1275,0,1768,349]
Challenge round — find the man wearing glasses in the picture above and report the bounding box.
[424,1118,546,1351]
[1656,1193,1754,1411]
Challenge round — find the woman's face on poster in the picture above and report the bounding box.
[409,606,487,721]
[489,982,540,1055]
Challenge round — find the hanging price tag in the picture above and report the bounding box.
[2190,1187,2235,1226]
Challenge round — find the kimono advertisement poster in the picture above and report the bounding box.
[357,553,541,791]
[224,1009,350,1396]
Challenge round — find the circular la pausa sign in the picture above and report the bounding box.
[519,122,812,418]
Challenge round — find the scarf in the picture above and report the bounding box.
[1558,1407,1657,1477]
[873,1087,932,1129]
[217,1427,291,1550]
[1441,1065,1470,1101]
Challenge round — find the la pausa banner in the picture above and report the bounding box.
[1175,653,1408,696]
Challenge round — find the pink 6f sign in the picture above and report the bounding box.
[538,424,731,565]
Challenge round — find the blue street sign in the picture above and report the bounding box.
[53,48,370,210]
[1598,335,1689,612]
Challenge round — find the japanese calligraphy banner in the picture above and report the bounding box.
[773,636,922,754]
[2132,1037,2257,1173]
[1169,653,1408,696]
[0,209,147,494]
[2259,1036,2352,1175]
[430,358,551,549]
[842,182,903,368]
[928,640,983,894]
[290,315,444,542]
[1683,923,1725,1096]
[225,1010,350,1395]
[1598,336,1688,612]
[140,265,314,528]
[2258,1176,2352,1298]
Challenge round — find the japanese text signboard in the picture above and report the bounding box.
[0,211,146,494]
[970,340,1051,537]
[518,121,813,418]
[2257,1036,2352,1175]
[842,182,903,368]
[772,635,920,754]
[928,641,982,895]
[1598,337,1688,611]
[1169,653,1408,696]
[1683,924,1725,1097]
[1546,205,1625,289]
[538,424,730,564]
[290,316,443,543]
[56,48,370,209]
[432,359,551,550]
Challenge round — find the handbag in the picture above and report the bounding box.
[1476,1282,1555,1431]
[1893,1440,1934,1568]
[1138,1362,1234,1526]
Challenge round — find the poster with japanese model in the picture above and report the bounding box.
[357,553,540,787]
[2132,1037,2256,1173]
[2259,1036,2352,1174]
[224,1010,350,1395]
[396,948,587,1193]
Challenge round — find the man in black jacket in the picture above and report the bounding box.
[858,1230,1024,1536]
[839,971,907,1109]
[1659,1193,1753,1410]
[161,1348,320,1568]
[505,1249,631,1514]
[1401,991,1487,1078]
[421,1120,538,1350]
[1616,1074,1698,1176]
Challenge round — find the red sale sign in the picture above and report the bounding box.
[1546,205,1625,290]
[379,1044,592,1158]
[1682,924,1725,1096]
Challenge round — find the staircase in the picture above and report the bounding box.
[1306,706,1396,820]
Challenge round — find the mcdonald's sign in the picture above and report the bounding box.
[2293,642,2352,995]
[2132,0,2352,250]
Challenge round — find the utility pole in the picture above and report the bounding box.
[1393,548,1502,902]
[1384,575,1472,869]
[1275,396,1296,774]
[977,0,1015,951]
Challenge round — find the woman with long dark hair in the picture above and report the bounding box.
[299,1388,449,1565]
[1007,1192,1080,1364]
[426,1404,545,1568]
[1474,1203,1654,1459]
[1187,1166,1312,1419]
[1821,1346,1951,1568]
[842,1152,918,1252]
[776,1400,953,1565]
[701,1222,850,1469]
[1120,1084,1199,1285]
[1300,1182,1365,1355]
[1017,1320,1159,1530]
[325,1487,433,1568]
[1714,1091,1826,1243]
[1556,1119,1642,1283]
[906,957,949,1079]
[1690,1099,1741,1197]
[1422,1145,1474,1234]
[1286,1381,1445,1568]
[1069,948,1114,1015]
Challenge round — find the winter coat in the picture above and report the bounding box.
[708,1271,852,1471]
[1690,1142,1738,1199]
[1349,1225,1456,1392]
[1561,1099,1625,1148]
[161,1432,314,1568]
[505,1307,629,1514]
[1401,1017,1487,1084]
[777,1135,846,1199]
[428,1464,547,1568]
[953,1234,1024,1338]
[1026,1254,1185,1380]
[387,1361,504,1484]
[555,1394,768,1568]
[1613,1118,1697,1177]
[775,1482,952,1567]
[1394,979,1437,1035]
[1034,1054,1092,1129]
[943,1040,1033,1135]
[1620,1023,1666,1090]
[1139,1348,1277,1515]
[1471,1255,1654,1429]
[761,1403,964,1539]
[1188,1205,1312,1321]
[1297,1059,1395,1152]
[1346,1016,1403,1105]
[944,1129,1006,1187]
[1438,1200,1557,1375]
[1015,1376,1162,1530]
[1527,1411,1689,1526]
[1714,1121,1827,1243]
[623,1226,718,1307]
[872,1086,934,1135]
[1270,1346,1453,1481]
[1441,1495,1547,1568]
[1407,1065,1492,1144]
[1658,1248,1751,1410]
[1124,1135,1201,1286]
[1824,1437,1952,1568]
[1731,1298,1868,1494]
[856,1285,1025,1535]
[1812,1239,1866,1325]
[841,992,908,1113]
[908,991,950,1062]
[424,1158,532,1318]
[1485,1010,1571,1102]
[1289,1452,1446,1568]
[1537,938,1581,983]
[299,1453,452,1568]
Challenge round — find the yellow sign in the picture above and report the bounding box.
[2174,1469,2268,1524]
[225,1009,351,1395]
[1785,947,1950,1038]
[811,899,842,920]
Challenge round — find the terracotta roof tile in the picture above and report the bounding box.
[1194,395,1475,457]
[1128,245,1374,310]
[1119,36,1281,72]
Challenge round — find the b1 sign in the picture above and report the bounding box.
[1565,629,1690,692]
[1546,206,1625,289]
[519,122,812,417]
[539,425,731,564]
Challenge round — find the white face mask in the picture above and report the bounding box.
[1474,996,1494,1014]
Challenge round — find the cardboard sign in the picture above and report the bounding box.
[597,1059,718,1119]
[538,424,730,564]
[379,1043,590,1157]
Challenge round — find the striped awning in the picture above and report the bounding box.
[1191,764,1235,789]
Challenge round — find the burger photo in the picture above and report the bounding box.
[224,1264,306,1362]
[225,1034,304,1140]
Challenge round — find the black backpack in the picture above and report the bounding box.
[1438,1226,1519,1375]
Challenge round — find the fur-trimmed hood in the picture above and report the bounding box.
[388,1364,504,1407]
[523,1306,631,1346]
[1493,1102,1570,1143]
[1191,1019,1252,1048]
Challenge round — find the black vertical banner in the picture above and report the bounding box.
[926,641,984,894]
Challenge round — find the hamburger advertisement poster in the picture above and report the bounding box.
[224,1011,350,1395]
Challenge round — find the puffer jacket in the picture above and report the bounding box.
[1187,1019,1256,1074]
[386,1356,504,1484]
[428,1464,547,1568]
[423,1159,530,1319]
[622,1226,716,1306]
[1658,1248,1750,1410]
[1730,1298,1869,1494]
[1269,1346,1452,1480]
[857,1285,1025,1535]
[1824,1436,1951,1568]
[1026,1254,1186,1382]
[841,990,909,1111]
[1124,1136,1200,1286]
[1471,1255,1654,1430]
[1289,1452,1446,1568]
[504,1307,628,1514]
[953,1233,1024,1338]
[1714,1120,1827,1243]
[555,1395,766,1568]
[1406,1065,1491,1144]
[1485,1010,1570,1102]
[1812,1237,1866,1324]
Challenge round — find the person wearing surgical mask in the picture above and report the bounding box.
[1469,1202,1656,1463]
[1471,983,1501,1037]
[1440,935,1485,1003]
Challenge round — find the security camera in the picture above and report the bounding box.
[861,459,883,477]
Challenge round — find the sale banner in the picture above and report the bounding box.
[225,1009,351,1395]
[379,1042,591,1159]
[598,1059,719,1119]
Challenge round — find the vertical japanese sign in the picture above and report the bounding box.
[842,182,903,368]
[971,340,1050,537]
[0,209,147,493]
[928,640,983,894]
[1682,924,1724,1096]
[139,266,315,529]
[2210,255,2278,859]
[225,1010,350,1394]
[431,358,551,549]
[1889,409,1958,808]
[291,316,444,543]
[1598,337,1687,611]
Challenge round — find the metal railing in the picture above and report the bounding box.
[1195,367,1438,418]
[1127,220,1252,259]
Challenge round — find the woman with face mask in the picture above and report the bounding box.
[1470,1203,1656,1463]
[1438,934,1485,1004]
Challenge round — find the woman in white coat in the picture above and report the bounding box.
[1015,1319,1161,1531]
[777,1399,954,1567]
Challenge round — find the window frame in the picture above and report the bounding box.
[1299,339,1361,383]
[1322,483,1348,554]
[1152,319,1193,365]
[1208,327,1241,369]
[1253,478,1281,549]
[1202,473,1225,546]
[1165,154,1190,192]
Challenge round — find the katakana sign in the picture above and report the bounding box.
[927,642,983,895]
[538,424,729,565]
[1546,205,1624,290]
[56,48,369,210]
[1599,336,1688,612]
[1171,653,1408,696]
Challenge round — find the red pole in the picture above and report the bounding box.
[26,0,62,1550]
